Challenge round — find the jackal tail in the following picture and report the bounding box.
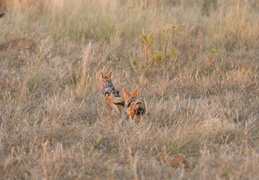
[134,100,146,116]
[0,13,4,18]
[110,94,125,107]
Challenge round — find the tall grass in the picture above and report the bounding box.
[0,0,259,179]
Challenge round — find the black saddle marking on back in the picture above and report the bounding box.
[126,97,137,108]
[102,79,120,97]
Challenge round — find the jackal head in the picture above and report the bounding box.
[123,88,146,119]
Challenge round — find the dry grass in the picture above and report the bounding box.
[0,0,259,179]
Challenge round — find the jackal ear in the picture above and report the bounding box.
[100,72,104,80]
[107,72,112,79]
[132,88,138,97]
[123,89,130,100]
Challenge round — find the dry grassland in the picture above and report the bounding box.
[0,0,259,179]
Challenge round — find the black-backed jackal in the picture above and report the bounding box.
[100,72,124,116]
[123,88,146,121]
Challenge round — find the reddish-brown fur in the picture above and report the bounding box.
[156,153,189,168]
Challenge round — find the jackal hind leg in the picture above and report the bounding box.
[116,105,123,117]
[107,103,113,116]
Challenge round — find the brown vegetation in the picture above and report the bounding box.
[0,0,258,179]
[0,38,40,53]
